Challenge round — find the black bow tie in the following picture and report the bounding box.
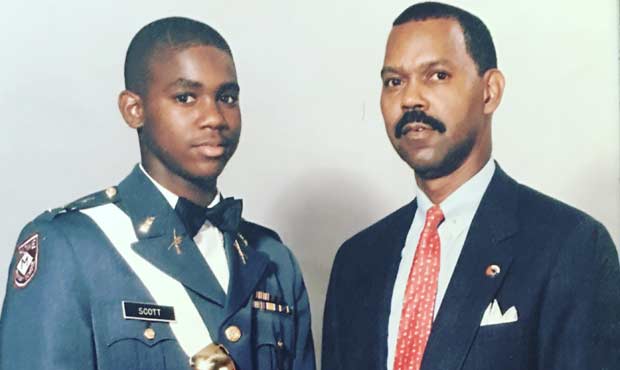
[174,196,243,237]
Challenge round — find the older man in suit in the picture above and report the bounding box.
[322,2,620,370]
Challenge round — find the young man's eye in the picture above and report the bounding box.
[383,78,402,87]
[218,94,238,104]
[175,93,196,104]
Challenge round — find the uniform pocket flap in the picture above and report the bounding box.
[107,319,176,347]
[98,302,177,347]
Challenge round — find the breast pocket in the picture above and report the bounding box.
[93,303,186,370]
[254,309,294,370]
[467,322,528,370]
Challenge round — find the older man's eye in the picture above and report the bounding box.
[175,93,196,104]
[432,71,450,81]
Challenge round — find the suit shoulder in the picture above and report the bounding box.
[516,183,602,231]
[514,182,617,261]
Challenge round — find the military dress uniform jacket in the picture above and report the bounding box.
[0,166,315,370]
[322,165,620,370]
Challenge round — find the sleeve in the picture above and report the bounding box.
[537,220,620,369]
[0,219,96,370]
[321,246,344,370]
[288,251,316,370]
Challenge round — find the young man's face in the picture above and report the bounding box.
[139,45,241,184]
[380,18,490,180]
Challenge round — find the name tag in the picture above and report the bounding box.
[122,301,176,323]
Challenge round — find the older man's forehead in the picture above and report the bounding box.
[382,18,472,71]
[386,19,465,53]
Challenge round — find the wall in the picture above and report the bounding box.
[1,0,618,359]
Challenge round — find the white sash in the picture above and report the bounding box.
[81,203,213,356]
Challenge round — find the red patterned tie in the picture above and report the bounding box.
[393,205,444,370]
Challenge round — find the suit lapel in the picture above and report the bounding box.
[224,226,270,319]
[117,166,226,306]
[421,166,520,370]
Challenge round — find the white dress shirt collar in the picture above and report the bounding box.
[414,159,496,225]
[138,164,221,209]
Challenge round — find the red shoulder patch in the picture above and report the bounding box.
[13,233,39,288]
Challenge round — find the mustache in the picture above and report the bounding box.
[394,110,446,138]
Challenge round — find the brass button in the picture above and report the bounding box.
[105,187,117,199]
[224,325,242,343]
[485,264,501,278]
[143,327,156,340]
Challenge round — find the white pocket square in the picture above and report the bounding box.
[480,299,518,326]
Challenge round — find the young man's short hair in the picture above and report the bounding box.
[124,16,233,95]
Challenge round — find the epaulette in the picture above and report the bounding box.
[38,186,119,222]
[240,220,282,244]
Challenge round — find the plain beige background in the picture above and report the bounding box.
[1,0,618,358]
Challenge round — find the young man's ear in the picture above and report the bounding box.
[118,90,144,129]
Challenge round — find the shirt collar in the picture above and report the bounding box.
[414,159,496,223]
[138,164,221,209]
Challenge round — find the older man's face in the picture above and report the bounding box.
[380,18,491,179]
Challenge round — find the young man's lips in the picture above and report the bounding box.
[193,143,226,157]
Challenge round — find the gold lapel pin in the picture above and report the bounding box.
[138,216,155,235]
[169,229,183,255]
[485,264,501,278]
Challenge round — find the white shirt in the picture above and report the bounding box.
[386,160,496,370]
[139,164,230,293]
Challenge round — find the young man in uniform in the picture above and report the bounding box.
[1,17,315,370]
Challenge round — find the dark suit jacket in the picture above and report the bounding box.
[1,165,315,370]
[322,166,620,370]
